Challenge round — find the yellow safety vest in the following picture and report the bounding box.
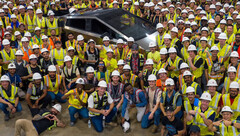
[36,17,46,34]
[17,14,25,23]
[217,43,232,68]
[72,56,79,68]
[219,120,239,136]
[51,48,66,66]
[30,82,44,100]
[228,64,240,79]
[121,74,138,87]
[0,85,18,103]
[205,56,224,80]
[1,49,16,70]
[182,82,198,100]
[226,33,235,45]
[99,44,114,60]
[44,74,62,94]
[167,56,182,78]
[181,47,189,62]
[233,24,240,34]
[223,77,240,94]
[204,90,221,116]
[156,59,168,70]
[171,37,179,47]
[94,70,110,84]
[89,91,108,116]
[156,32,166,48]
[114,48,126,61]
[65,39,78,49]
[188,55,203,78]
[67,89,88,109]
[184,98,200,125]
[76,43,88,59]
[198,47,210,61]
[46,18,59,36]
[178,74,196,89]
[31,35,43,45]
[25,15,37,33]
[222,94,240,120]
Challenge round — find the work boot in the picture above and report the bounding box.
[4,114,10,121]
[106,122,118,127]
[151,125,158,133]
[70,122,75,126]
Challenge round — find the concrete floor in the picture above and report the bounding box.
[0,101,161,136]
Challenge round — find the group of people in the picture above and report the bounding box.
[0,0,240,136]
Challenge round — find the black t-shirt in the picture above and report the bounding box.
[194,58,203,68]
[39,58,57,75]
[162,116,184,136]
[23,66,42,77]
[14,60,27,77]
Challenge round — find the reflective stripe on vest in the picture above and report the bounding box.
[30,82,44,100]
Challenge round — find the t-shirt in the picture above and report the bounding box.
[27,85,47,95]
[5,73,22,87]
[162,116,184,136]
[148,88,161,111]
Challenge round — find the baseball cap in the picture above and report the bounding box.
[132,43,139,50]
[165,106,174,112]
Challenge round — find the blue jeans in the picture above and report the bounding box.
[0,102,22,115]
[141,108,161,128]
[69,107,89,122]
[47,91,66,103]
[90,105,117,132]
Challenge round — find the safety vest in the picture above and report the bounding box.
[65,39,78,49]
[25,15,37,33]
[86,48,98,65]
[156,78,168,91]
[124,47,131,60]
[63,65,78,83]
[156,32,166,48]
[107,83,124,103]
[17,14,25,23]
[40,43,54,51]
[130,8,141,17]
[83,77,98,85]
[72,56,79,68]
[156,59,168,70]
[181,47,189,62]
[114,48,126,61]
[31,35,43,45]
[76,43,87,59]
[51,48,66,66]
[167,56,182,78]
[126,53,145,72]
[46,18,59,36]
[222,94,240,120]
[188,55,203,78]
[0,16,10,28]
[192,106,215,136]
[205,56,224,80]
[99,44,114,60]
[198,47,210,61]
[184,98,200,125]
[233,24,240,34]
[94,70,110,84]
[124,88,143,104]
[36,17,46,34]
[44,74,62,94]
[219,120,239,136]
[68,89,88,109]
[146,87,161,106]
[204,90,221,114]
[217,43,232,68]
[161,91,180,109]
[89,91,108,116]
[21,47,33,62]
[30,82,44,100]
[0,85,18,103]
[1,49,16,70]
[182,82,198,100]
[40,58,55,73]
[223,77,240,94]
[178,74,196,90]
[142,68,158,88]
[171,37,179,47]
[121,73,138,87]
[49,37,60,47]
[226,33,235,45]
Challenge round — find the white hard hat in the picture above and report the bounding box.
[180,62,189,69]
[165,78,174,86]
[14,31,21,36]
[27,6,33,10]
[144,2,148,7]
[76,78,85,84]
[32,44,40,50]
[221,106,233,114]
[186,86,195,93]
[148,74,157,81]
[112,1,118,4]
[122,121,130,133]
[184,28,192,33]
[19,5,25,9]
[233,11,239,15]
[216,2,222,6]
[139,0,144,2]
[187,45,197,51]
[229,81,239,89]
[0,9,4,13]
[191,21,197,26]
[183,70,192,76]
[29,54,37,60]
[208,19,216,24]
[2,39,10,45]
[33,0,39,3]
[15,50,24,56]
[134,1,139,6]
[218,33,227,40]
[228,66,237,73]
[11,14,16,19]
[200,10,206,15]
[158,68,167,74]
[169,4,174,8]
[35,27,41,31]
[33,73,42,80]
[168,20,174,24]
[160,48,168,55]
[41,48,48,53]
[219,9,225,14]
[69,7,76,14]
[123,1,128,5]
[168,47,177,53]
[67,46,75,51]
[64,56,72,62]
[210,4,216,9]
[21,37,29,42]
[182,37,190,42]
[148,2,154,6]
[156,23,163,29]
[210,46,219,51]
[164,34,171,39]
[188,14,195,19]
[200,37,207,41]
[52,104,61,113]
[227,16,233,20]
[127,37,134,42]
[8,63,16,69]
[86,66,94,73]
[220,19,227,24]
[230,51,239,58]
[236,15,240,20]
[98,80,107,88]
[123,64,131,70]
[196,6,202,10]
[48,10,55,16]
[181,9,188,14]
[41,35,48,39]
[103,36,110,41]
[77,35,84,41]
[6,26,12,30]
[0,75,10,82]
[200,92,212,101]
[149,42,156,48]
[117,39,124,44]
[201,16,208,20]
[107,48,114,53]
[207,79,218,86]
[201,27,209,32]
[214,28,222,33]
[48,65,56,72]
[171,27,178,33]
[112,70,120,76]
[145,59,154,65]
[117,60,125,65]
[36,9,43,14]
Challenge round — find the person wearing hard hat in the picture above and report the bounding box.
[62,56,81,91]
[20,36,33,62]
[40,35,55,51]
[212,27,221,44]
[31,27,42,46]
[24,6,37,33]
[160,78,183,118]
[140,59,158,91]
[181,36,190,62]
[209,106,240,135]
[156,48,168,70]
[84,39,99,69]
[130,2,141,17]
[39,48,59,75]
[233,15,240,34]
[170,27,182,50]
[14,31,22,49]
[147,42,160,68]
[166,47,183,83]
[50,41,66,69]
[15,104,65,136]
[162,34,174,50]
[161,106,184,136]
[121,64,139,87]
[103,48,118,73]
[98,36,115,61]
[0,8,10,29]
[121,83,147,125]
[222,66,240,94]
[75,35,87,61]
[226,25,235,45]
[0,39,16,71]
[83,66,98,94]
[13,50,27,78]
[178,63,196,91]
[155,23,166,49]
[228,51,240,78]
[0,75,22,121]
[150,6,162,26]
[198,37,211,61]
[94,61,111,83]
[156,68,168,91]
[17,5,26,24]
[186,92,216,136]
[117,59,125,75]
[67,46,82,70]
[65,32,77,49]
[88,80,117,132]
[10,14,19,33]
[44,65,66,103]
[35,9,46,35]
[141,74,162,133]
[124,37,134,59]
[217,33,232,68]
[32,44,43,61]
[232,33,240,54]
[187,44,204,86]
[46,10,60,36]
[125,43,145,76]
[114,39,126,61]
[5,63,23,88]
[62,78,89,126]
[26,73,51,117]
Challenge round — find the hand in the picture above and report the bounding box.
[11,107,16,114]
[8,103,14,109]
[35,100,39,106]
[148,113,154,120]
[28,73,33,78]
[64,89,68,94]
[198,112,205,118]
[121,117,125,124]
[104,110,110,116]
[188,57,192,62]
[188,110,197,115]
[204,50,209,53]
[199,49,202,52]
[223,119,232,127]
[138,72,142,78]
[4,61,10,64]
[116,104,121,110]
[213,120,222,126]
[28,83,33,89]
[32,104,39,109]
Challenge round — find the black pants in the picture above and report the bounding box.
[28,94,51,117]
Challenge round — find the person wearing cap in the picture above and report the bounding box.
[114,39,126,61]
[141,59,158,90]
[222,66,240,94]
[103,48,117,73]
[35,9,46,35]
[65,32,77,49]
[98,36,115,61]
[228,51,240,78]
[147,42,160,68]
[122,83,147,125]
[83,66,99,94]
[15,103,65,135]
[43,65,66,103]
[50,41,66,69]
[39,48,59,75]
[156,48,168,70]
[88,80,117,132]
[161,106,184,136]
[95,61,111,83]
[24,6,36,33]
[186,92,216,136]
[48,29,61,47]
[26,73,51,117]
[46,11,60,37]
[84,39,100,69]
[62,78,89,126]
[125,43,145,76]
[0,75,22,121]
[0,39,16,71]
[209,106,240,135]
[160,78,183,118]
[62,56,81,91]
[121,64,139,87]
[155,23,166,49]
[226,25,235,45]
[124,37,134,58]
[75,34,87,60]
[156,68,168,91]
[141,74,161,133]
[41,35,55,51]
[20,37,33,62]
[31,27,43,46]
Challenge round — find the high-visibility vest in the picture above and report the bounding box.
[0,16,10,28]
[17,14,25,23]
[205,56,224,80]
[44,74,62,94]
[217,43,232,67]
[222,94,240,120]
[30,82,44,100]
[40,43,54,51]
[181,47,189,62]
[99,44,114,60]
[171,37,179,47]
[63,65,78,83]
[68,89,88,109]
[226,33,235,45]
[124,47,131,60]
[184,98,200,125]
[156,59,168,70]
[233,24,240,34]
[178,74,196,89]
[182,82,199,100]
[204,90,221,115]
[161,91,180,109]
[156,78,168,91]
[46,18,59,36]
[76,43,88,59]
[188,55,203,78]
[167,56,182,78]
[192,106,215,136]
[21,47,33,62]
[94,70,110,84]
[223,77,240,94]
[89,91,108,116]
[1,49,16,70]
[72,56,79,68]
[114,48,126,61]
[124,88,143,104]
[121,73,138,87]
[25,15,37,33]
[0,85,18,103]
[65,39,78,49]
[198,47,210,61]
[142,68,158,87]
[219,119,239,136]
[107,83,124,103]
[156,32,166,48]
[49,37,60,47]
[36,17,46,34]
[126,53,145,72]
[31,35,43,45]
[51,48,66,66]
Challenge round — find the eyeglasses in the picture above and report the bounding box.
[99,63,104,66]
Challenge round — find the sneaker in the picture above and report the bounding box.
[70,122,75,126]
[4,114,10,121]
[151,125,158,133]
[106,122,118,127]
